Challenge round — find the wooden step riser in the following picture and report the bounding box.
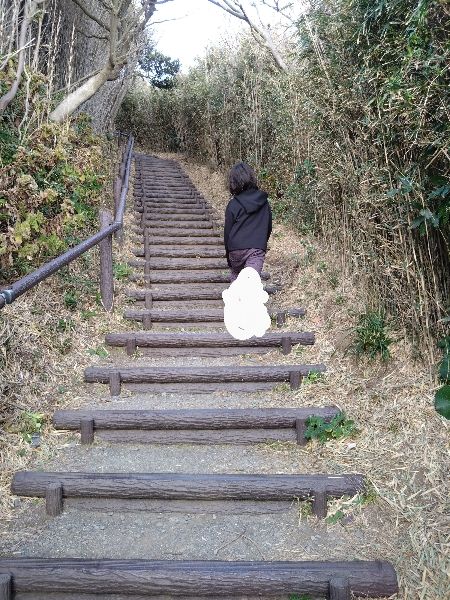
[54,407,338,445]
[134,189,200,196]
[0,559,399,598]
[84,365,326,395]
[54,407,338,430]
[135,211,211,219]
[129,274,231,284]
[11,472,364,519]
[134,205,211,213]
[124,285,280,300]
[134,195,200,202]
[105,331,313,352]
[135,221,215,230]
[123,308,304,325]
[135,212,214,220]
[129,271,270,284]
[134,198,209,206]
[134,207,211,215]
[132,248,225,258]
[131,236,223,245]
[134,194,202,202]
[128,259,228,270]
[132,228,220,237]
[134,190,200,197]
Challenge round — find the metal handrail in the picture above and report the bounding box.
[0,133,134,310]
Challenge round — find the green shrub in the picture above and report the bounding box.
[435,337,450,420]
[353,311,393,361]
[305,413,356,443]
[113,262,132,280]
[0,84,109,283]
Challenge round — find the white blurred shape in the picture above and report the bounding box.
[222,267,271,340]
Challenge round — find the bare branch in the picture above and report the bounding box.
[70,0,110,31]
[0,0,44,112]
[98,0,113,9]
[206,0,288,71]
[207,0,242,18]
[75,28,109,41]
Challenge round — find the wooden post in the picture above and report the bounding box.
[99,210,114,312]
[289,371,301,390]
[0,575,11,600]
[295,419,307,446]
[80,418,94,445]
[312,490,328,518]
[329,577,351,600]
[46,483,63,516]
[276,311,286,327]
[126,337,137,356]
[143,313,152,330]
[281,336,292,355]
[109,372,121,396]
[113,177,123,245]
[144,292,153,309]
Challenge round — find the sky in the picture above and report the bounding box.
[151,0,282,71]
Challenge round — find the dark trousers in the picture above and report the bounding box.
[228,248,266,282]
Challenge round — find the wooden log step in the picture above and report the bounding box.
[106,331,313,353]
[132,228,220,237]
[135,206,209,215]
[136,213,211,221]
[131,235,223,245]
[132,247,225,258]
[128,258,229,270]
[11,472,363,518]
[135,203,210,212]
[133,195,200,203]
[135,198,208,205]
[138,220,215,229]
[84,364,326,395]
[0,558,399,598]
[134,189,200,196]
[53,406,338,445]
[137,189,198,196]
[123,308,305,325]
[129,271,270,284]
[137,181,193,186]
[134,191,199,206]
[124,284,280,301]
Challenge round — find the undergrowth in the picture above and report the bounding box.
[0,66,112,282]
[353,311,393,361]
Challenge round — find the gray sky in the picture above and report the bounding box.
[151,0,283,71]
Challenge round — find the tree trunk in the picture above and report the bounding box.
[49,65,113,122]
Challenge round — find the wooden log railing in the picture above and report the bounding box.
[0,133,134,312]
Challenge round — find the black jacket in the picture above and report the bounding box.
[224,188,272,261]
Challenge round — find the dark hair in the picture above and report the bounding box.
[228,162,258,196]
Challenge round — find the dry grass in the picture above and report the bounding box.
[155,150,450,600]
[0,141,134,529]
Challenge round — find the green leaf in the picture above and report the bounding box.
[439,352,450,383]
[399,177,413,193]
[419,208,439,227]
[325,510,344,524]
[386,188,400,198]
[435,386,450,420]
